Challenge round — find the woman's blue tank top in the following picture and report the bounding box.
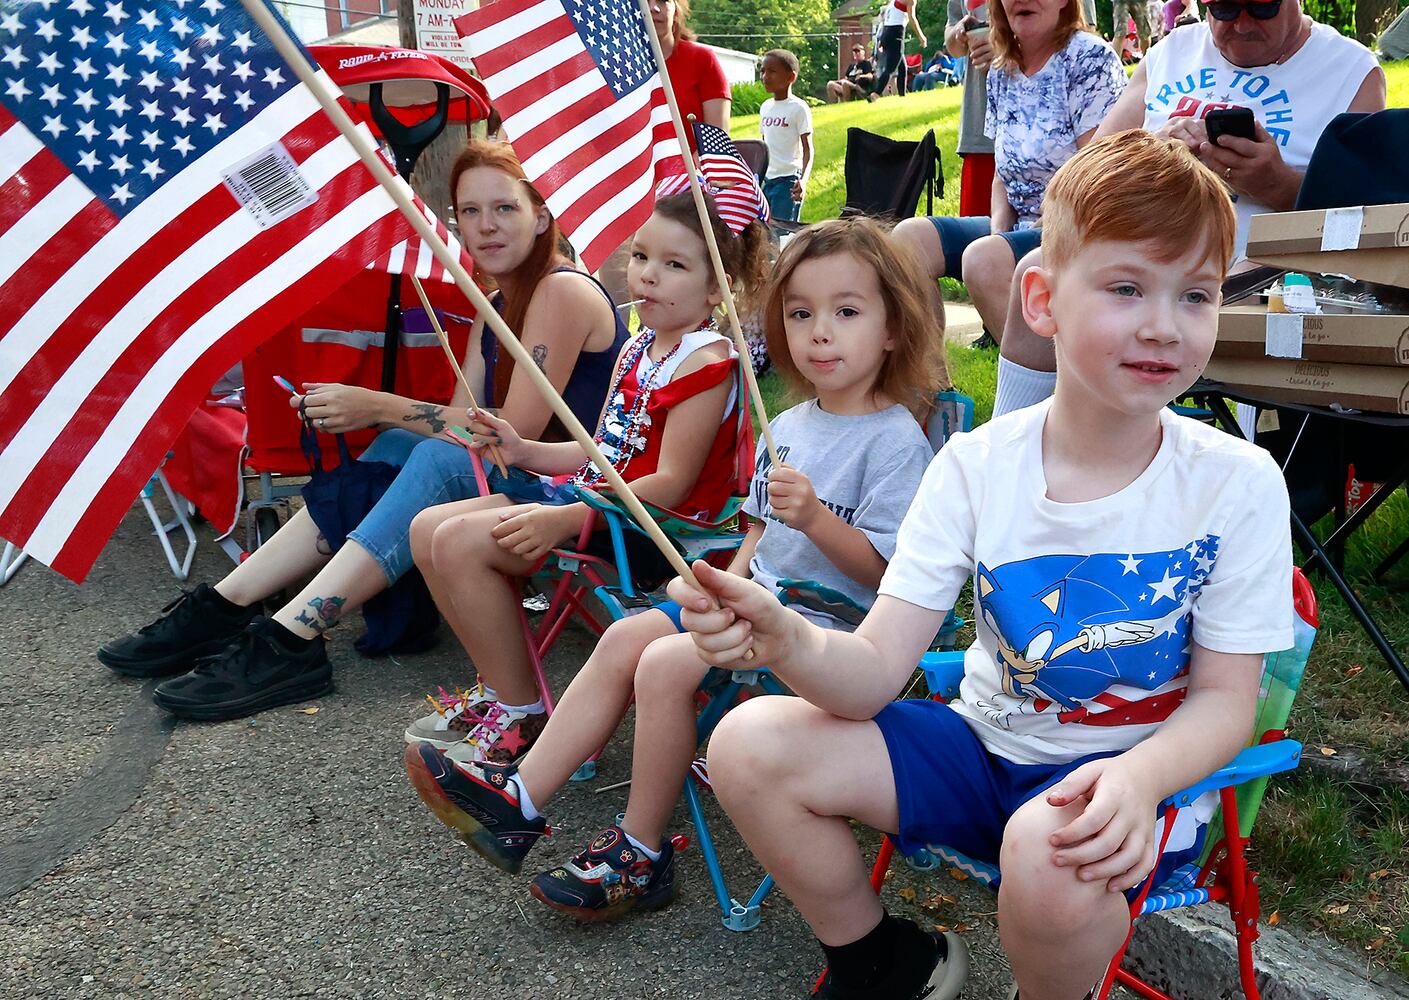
[481,266,629,441]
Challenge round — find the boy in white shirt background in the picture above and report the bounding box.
[758,49,813,223]
[666,131,1294,1000]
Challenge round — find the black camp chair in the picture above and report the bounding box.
[840,127,941,222]
[734,138,769,182]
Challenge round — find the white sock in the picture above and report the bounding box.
[993,355,1057,418]
[479,685,497,701]
[623,828,662,861]
[497,698,544,716]
[505,773,540,821]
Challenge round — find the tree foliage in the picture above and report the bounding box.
[688,0,839,97]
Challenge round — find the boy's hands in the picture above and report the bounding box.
[766,466,822,532]
[468,407,524,465]
[491,503,577,562]
[667,560,801,669]
[1045,757,1161,893]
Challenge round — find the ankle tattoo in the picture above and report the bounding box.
[294,595,346,635]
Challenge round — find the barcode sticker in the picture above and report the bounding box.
[222,142,318,228]
[1321,207,1363,251]
[1265,313,1304,359]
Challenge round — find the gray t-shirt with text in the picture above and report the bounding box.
[742,400,934,629]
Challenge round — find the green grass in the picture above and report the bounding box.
[741,61,1409,972]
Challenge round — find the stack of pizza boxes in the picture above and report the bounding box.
[1208,204,1409,416]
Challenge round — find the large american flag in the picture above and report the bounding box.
[656,121,768,235]
[455,0,677,272]
[0,0,416,582]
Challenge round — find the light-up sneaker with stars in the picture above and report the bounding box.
[442,702,546,765]
[403,683,496,753]
[530,825,682,922]
[402,746,548,874]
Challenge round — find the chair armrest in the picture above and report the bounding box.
[1162,739,1303,809]
[919,651,964,700]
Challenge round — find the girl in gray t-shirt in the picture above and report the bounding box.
[406,218,950,924]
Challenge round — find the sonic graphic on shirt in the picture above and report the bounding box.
[974,537,1220,722]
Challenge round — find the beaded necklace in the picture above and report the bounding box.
[577,318,718,483]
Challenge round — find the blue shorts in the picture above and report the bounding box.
[927,215,1042,280]
[873,699,1203,902]
[654,599,684,631]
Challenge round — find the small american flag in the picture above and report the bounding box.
[0,0,416,581]
[691,121,768,234]
[455,0,677,272]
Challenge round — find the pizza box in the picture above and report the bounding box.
[1214,306,1409,366]
[1246,204,1409,288]
[1205,357,1409,415]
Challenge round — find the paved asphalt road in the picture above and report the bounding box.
[0,504,1133,999]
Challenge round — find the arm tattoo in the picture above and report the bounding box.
[294,596,346,636]
[403,403,447,434]
[531,344,548,372]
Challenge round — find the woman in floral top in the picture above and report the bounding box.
[892,0,1124,335]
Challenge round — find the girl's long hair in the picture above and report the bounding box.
[649,192,769,317]
[760,217,947,419]
[990,0,1093,74]
[448,139,568,404]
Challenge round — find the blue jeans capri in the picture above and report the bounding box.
[344,429,487,586]
[927,215,1042,282]
[873,698,1203,903]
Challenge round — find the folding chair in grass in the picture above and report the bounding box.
[841,128,942,222]
[857,568,1319,1000]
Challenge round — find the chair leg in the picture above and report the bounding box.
[1216,787,1264,1000]
[516,583,558,715]
[0,541,28,586]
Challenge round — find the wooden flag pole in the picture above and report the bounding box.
[242,0,703,590]
[407,274,510,479]
[634,0,780,469]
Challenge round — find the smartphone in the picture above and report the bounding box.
[1205,107,1256,147]
[272,375,298,395]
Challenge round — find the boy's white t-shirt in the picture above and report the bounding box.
[879,399,1294,767]
[759,95,813,179]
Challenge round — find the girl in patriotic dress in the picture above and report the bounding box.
[403,192,768,764]
[405,217,946,923]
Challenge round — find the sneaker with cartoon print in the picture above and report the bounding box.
[530,825,681,922]
[402,745,548,874]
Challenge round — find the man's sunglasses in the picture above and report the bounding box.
[1203,0,1283,21]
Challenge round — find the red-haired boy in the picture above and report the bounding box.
[668,131,1294,1000]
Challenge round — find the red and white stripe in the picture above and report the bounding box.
[368,207,471,283]
[455,0,678,271]
[0,81,415,582]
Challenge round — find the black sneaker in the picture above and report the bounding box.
[815,920,969,1000]
[98,583,258,678]
[530,825,681,922]
[151,617,333,721]
[402,745,548,874]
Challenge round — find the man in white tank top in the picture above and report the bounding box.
[1136,4,1381,259]
[986,1,1385,418]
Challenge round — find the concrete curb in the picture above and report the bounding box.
[1125,906,1409,1000]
